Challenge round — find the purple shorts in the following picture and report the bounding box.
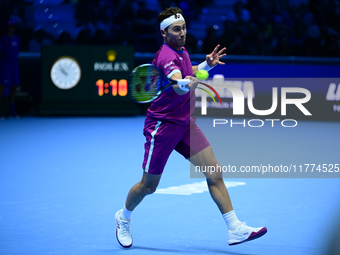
[142,116,210,175]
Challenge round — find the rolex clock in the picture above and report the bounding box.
[50,56,81,89]
[41,45,138,115]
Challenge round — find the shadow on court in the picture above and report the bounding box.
[130,245,258,255]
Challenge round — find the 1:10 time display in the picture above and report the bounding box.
[96,79,128,96]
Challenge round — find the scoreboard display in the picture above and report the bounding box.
[40,45,139,115]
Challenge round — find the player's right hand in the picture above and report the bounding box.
[185,76,199,90]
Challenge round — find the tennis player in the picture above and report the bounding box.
[116,7,267,248]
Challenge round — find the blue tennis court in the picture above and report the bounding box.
[1,116,340,255]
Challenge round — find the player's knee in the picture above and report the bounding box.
[145,186,157,195]
[206,176,224,186]
[205,168,223,181]
[142,184,157,195]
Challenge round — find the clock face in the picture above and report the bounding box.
[50,57,81,89]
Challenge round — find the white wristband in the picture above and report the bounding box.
[176,79,190,92]
[178,84,190,92]
[198,60,213,71]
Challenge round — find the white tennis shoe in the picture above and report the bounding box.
[228,222,267,245]
[115,209,133,248]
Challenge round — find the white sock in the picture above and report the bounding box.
[223,210,242,231]
[121,205,132,220]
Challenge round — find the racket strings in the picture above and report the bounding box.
[130,66,162,103]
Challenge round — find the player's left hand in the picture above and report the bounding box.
[206,44,227,67]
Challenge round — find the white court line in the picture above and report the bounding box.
[155,181,246,195]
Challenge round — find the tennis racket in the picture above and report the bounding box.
[129,64,222,105]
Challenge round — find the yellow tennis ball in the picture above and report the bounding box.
[196,70,209,80]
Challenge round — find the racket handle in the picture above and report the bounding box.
[176,79,190,85]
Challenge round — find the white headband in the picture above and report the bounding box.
[160,13,185,30]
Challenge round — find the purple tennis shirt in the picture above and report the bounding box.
[147,44,195,125]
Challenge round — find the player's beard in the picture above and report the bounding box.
[178,36,186,47]
[166,34,186,50]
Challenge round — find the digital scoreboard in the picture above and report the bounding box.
[41,45,139,115]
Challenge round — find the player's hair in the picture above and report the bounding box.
[158,7,183,31]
